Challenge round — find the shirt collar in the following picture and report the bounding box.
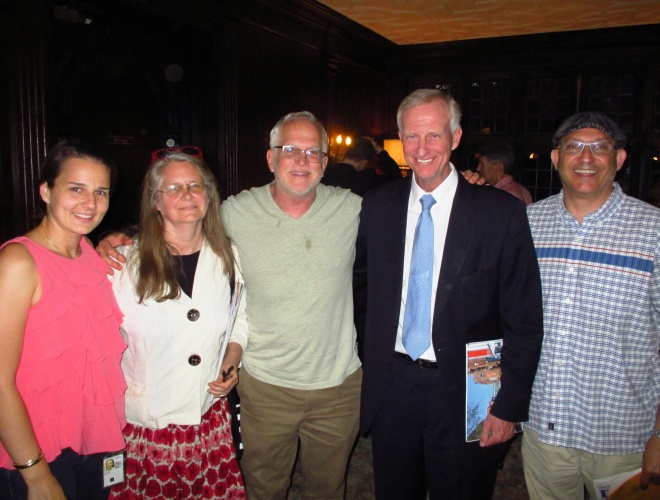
[408,163,458,210]
[494,175,514,189]
[556,182,625,224]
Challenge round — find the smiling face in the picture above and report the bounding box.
[399,99,462,192]
[267,118,328,201]
[552,127,626,213]
[154,161,208,231]
[40,157,111,236]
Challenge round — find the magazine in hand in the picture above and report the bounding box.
[465,339,521,442]
[212,278,244,382]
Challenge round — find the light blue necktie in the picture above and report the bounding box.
[402,194,436,360]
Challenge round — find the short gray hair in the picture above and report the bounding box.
[397,89,462,134]
[269,111,329,153]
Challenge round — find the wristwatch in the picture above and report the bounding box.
[652,427,660,439]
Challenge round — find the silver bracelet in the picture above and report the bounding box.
[652,427,660,440]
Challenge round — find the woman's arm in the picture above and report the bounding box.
[0,243,65,499]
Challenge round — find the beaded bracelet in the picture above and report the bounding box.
[13,451,44,469]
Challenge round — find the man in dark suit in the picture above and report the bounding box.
[354,88,544,499]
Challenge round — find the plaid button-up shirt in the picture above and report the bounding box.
[525,183,660,454]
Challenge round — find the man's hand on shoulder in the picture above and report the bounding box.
[479,412,515,447]
[461,169,487,186]
[96,232,133,275]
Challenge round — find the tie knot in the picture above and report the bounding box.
[420,194,436,211]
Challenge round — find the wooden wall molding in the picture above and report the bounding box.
[5,1,49,237]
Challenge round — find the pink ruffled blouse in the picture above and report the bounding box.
[0,237,127,469]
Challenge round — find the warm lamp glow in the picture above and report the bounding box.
[529,153,537,159]
[383,139,407,166]
[329,133,352,161]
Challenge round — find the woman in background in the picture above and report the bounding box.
[0,142,126,499]
[108,152,245,499]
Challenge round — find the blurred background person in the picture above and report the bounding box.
[0,142,126,499]
[323,136,402,197]
[477,142,533,205]
[107,152,246,499]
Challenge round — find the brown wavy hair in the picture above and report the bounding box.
[129,152,234,303]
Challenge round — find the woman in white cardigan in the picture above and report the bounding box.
[108,152,246,499]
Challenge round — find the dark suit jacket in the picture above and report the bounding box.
[355,174,543,450]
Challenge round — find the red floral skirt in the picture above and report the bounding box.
[108,399,245,499]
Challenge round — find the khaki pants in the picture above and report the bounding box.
[237,368,361,499]
[522,429,642,500]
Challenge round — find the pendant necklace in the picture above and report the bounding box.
[40,224,79,258]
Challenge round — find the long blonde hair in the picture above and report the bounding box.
[130,153,234,302]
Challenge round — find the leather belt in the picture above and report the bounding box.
[394,351,438,369]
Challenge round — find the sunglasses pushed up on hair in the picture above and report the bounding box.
[151,146,204,163]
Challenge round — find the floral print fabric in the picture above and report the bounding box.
[109,399,245,499]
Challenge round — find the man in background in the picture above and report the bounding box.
[322,136,402,197]
[477,142,533,205]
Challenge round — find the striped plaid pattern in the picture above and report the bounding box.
[525,183,660,454]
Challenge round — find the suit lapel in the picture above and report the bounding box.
[388,177,412,294]
[434,176,475,317]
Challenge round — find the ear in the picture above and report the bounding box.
[451,127,463,151]
[39,183,49,203]
[266,149,275,173]
[550,149,559,170]
[615,149,627,172]
[321,154,328,173]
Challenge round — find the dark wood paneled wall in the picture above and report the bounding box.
[2,1,50,242]
[1,0,395,238]
[2,1,659,239]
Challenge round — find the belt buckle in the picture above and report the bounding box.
[416,358,425,368]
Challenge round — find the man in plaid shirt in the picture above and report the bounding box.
[522,111,660,498]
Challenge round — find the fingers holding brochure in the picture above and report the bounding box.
[208,342,243,397]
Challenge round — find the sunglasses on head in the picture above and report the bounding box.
[151,146,204,163]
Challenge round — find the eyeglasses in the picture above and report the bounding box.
[151,146,204,163]
[273,145,326,164]
[157,182,206,197]
[557,141,617,156]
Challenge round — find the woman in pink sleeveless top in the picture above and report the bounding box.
[0,142,126,499]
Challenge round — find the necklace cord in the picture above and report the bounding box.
[40,224,79,259]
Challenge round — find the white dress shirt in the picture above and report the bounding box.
[395,164,458,361]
